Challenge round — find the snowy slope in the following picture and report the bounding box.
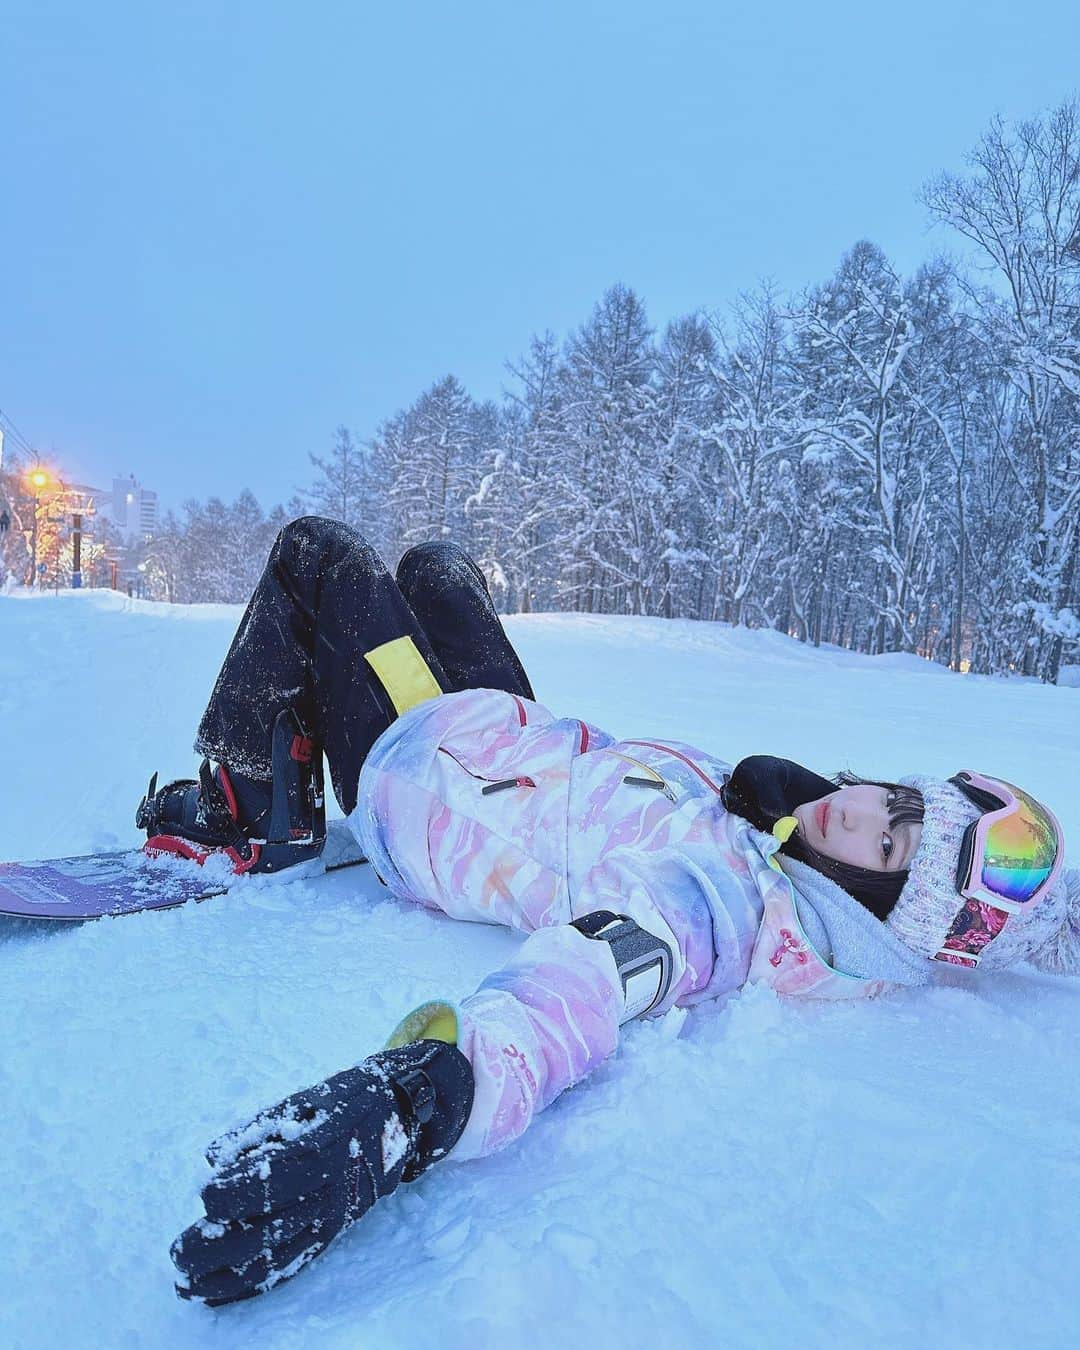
[1,589,1077,1350]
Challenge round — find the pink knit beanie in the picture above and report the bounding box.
[885,774,1079,973]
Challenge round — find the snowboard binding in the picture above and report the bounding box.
[136,709,327,875]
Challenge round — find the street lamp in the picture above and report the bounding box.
[25,467,55,587]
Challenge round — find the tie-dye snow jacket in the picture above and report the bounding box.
[347,689,885,1159]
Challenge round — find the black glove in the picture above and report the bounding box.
[170,1039,474,1305]
[721,755,837,834]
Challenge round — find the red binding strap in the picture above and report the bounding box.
[144,835,262,876]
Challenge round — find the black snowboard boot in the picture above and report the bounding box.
[136,710,326,874]
[136,759,272,872]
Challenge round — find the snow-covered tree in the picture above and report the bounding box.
[306,426,369,529]
[924,98,1080,680]
[0,453,30,588]
[558,284,657,612]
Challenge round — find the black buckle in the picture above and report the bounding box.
[393,1068,435,1125]
[197,761,253,858]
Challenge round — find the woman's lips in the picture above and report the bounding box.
[816,800,829,837]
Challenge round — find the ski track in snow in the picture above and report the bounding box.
[1,590,1078,1350]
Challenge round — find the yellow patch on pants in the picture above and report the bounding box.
[364,635,443,715]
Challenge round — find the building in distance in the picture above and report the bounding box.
[68,473,159,543]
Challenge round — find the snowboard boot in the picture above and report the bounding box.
[136,709,327,874]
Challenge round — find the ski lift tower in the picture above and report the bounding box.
[63,488,96,589]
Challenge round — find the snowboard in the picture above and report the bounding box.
[0,819,366,921]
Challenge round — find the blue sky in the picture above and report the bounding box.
[2,0,1077,510]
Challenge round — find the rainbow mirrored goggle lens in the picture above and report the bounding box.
[951,771,1064,911]
[979,796,1058,902]
[936,772,1064,968]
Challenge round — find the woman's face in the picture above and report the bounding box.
[792,784,922,873]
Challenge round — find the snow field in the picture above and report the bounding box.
[1,589,1078,1350]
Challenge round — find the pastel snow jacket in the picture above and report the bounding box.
[347,689,926,1160]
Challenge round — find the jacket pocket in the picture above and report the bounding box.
[437,746,536,794]
[606,750,678,802]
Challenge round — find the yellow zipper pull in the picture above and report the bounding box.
[772,815,799,844]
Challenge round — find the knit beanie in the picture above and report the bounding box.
[886,775,1079,973]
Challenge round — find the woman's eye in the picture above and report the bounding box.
[882,790,897,862]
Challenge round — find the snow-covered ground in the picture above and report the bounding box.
[2,588,1077,1350]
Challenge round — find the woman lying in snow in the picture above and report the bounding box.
[143,516,1079,1305]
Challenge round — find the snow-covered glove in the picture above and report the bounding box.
[170,1039,474,1305]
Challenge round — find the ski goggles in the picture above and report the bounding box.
[934,770,1065,967]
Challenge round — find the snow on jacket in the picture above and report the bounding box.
[347,688,921,1159]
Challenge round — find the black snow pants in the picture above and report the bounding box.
[194,516,535,815]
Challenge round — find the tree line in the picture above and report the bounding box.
[5,100,1078,681]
